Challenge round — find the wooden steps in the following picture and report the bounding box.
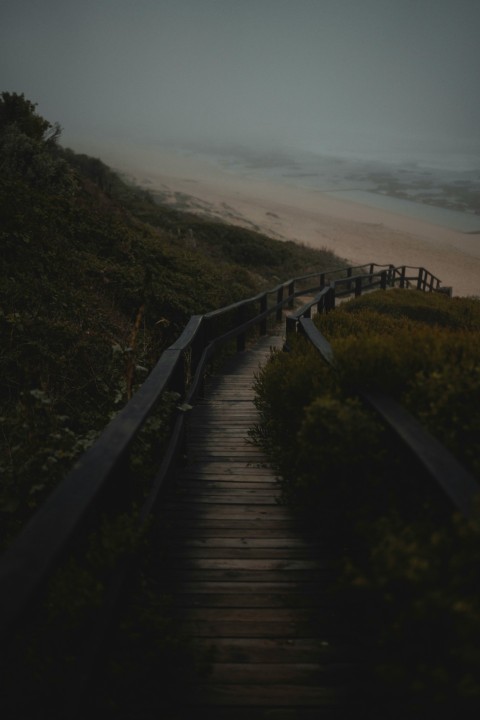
[151,334,362,718]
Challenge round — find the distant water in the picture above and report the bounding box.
[203,145,480,233]
[325,190,480,233]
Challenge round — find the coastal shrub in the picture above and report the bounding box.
[329,325,480,395]
[342,502,480,716]
[1,95,346,547]
[251,287,480,713]
[404,361,480,477]
[252,338,336,461]
[287,394,391,525]
[313,291,480,476]
[330,288,480,328]
[3,509,201,719]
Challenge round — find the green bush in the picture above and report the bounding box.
[252,287,480,714]
[342,503,480,716]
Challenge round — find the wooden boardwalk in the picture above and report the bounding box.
[154,333,361,719]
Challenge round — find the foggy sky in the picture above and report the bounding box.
[1,0,479,162]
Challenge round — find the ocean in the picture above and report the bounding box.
[324,190,480,234]
[209,145,480,234]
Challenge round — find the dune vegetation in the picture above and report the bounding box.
[0,92,342,549]
[252,288,480,716]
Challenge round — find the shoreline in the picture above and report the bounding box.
[103,146,480,297]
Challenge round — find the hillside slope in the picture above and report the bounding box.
[0,93,343,545]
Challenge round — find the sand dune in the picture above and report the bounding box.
[116,148,480,298]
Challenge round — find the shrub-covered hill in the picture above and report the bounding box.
[0,93,343,546]
[252,289,480,717]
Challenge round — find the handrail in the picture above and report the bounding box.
[285,265,445,339]
[290,291,478,518]
[0,261,452,642]
[0,261,355,640]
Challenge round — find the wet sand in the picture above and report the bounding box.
[112,147,480,297]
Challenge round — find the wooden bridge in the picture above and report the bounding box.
[0,263,476,718]
[153,333,359,717]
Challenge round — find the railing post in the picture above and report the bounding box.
[346,267,353,293]
[191,319,206,399]
[400,266,406,289]
[260,294,267,335]
[319,272,325,289]
[276,286,284,322]
[380,270,387,290]
[170,356,186,397]
[236,305,246,352]
[327,286,336,310]
[388,264,395,286]
[288,281,295,309]
[285,315,296,345]
[355,276,362,297]
[417,268,424,290]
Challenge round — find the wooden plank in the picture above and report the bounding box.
[177,608,315,623]
[179,620,329,638]
[190,637,358,664]
[148,331,359,717]
[166,581,327,595]
[173,593,330,608]
[183,683,341,705]
[187,446,264,452]
[178,478,279,487]
[177,481,278,492]
[167,548,316,560]
[200,662,353,684]
[161,570,332,583]
[165,559,326,571]
[187,455,268,463]
[169,538,310,549]
[178,471,275,480]
[179,463,273,472]
[158,503,293,518]
[188,437,260,443]
[170,494,279,506]
[155,520,299,533]
[174,707,343,720]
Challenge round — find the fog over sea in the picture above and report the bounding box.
[182,142,480,234]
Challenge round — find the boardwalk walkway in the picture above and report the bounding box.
[153,332,361,719]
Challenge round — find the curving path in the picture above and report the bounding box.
[155,333,362,719]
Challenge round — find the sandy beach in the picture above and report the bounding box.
[108,146,480,298]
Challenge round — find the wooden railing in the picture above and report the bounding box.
[0,262,456,644]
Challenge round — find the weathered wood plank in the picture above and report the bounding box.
[170,494,280,506]
[179,620,329,638]
[159,503,293,518]
[150,332,358,717]
[183,683,341,706]
[173,592,330,608]
[190,637,357,664]
[200,662,353,684]
[168,548,316,560]
[165,581,327,595]
[155,519,299,533]
[177,481,279,492]
[169,538,310,549]
[179,463,273,473]
[177,608,316,623]
[165,559,326,571]
[173,707,343,720]
[161,570,332,583]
